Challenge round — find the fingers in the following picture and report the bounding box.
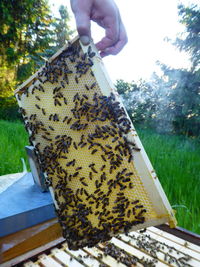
[95,6,127,57]
[99,21,128,57]
[95,13,120,52]
[70,0,92,45]
[70,0,128,55]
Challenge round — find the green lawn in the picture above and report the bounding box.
[136,126,200,235]
[0,120,29,175]
[0,120,199,234]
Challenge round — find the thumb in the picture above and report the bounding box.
[74,11,91,45]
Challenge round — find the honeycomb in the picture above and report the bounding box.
[15,37,176,250]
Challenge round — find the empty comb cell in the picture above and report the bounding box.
[15,36,176,250]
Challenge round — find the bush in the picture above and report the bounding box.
[0,96,22,121]
[116,69,200,138]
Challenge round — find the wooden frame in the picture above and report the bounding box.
[14,36,176,247]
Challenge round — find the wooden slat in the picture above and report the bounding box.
[51,248,84,267]
[23,261,40,267]
[120,233,200,267]
[119,234,168,263]
[38,254,63,267]
[84,246,127,267]
[149,227,200,253]
[98,244,144,267]
[62,242,101,267]
[136,230,200,265]
[139,230,200,262]
[112,237,168,267]
[146,230,200,260]
[156,224,200,246]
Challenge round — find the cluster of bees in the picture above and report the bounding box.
[16,40,149,250]
[97,232,192,267]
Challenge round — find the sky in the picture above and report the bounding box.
[49,0,198,83]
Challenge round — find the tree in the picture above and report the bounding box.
[174,4,200,71]
[115,79,158,126]
[0,0,53,96]
[153,64,200,137]
[129,4,200,137]
[157,4,200,136]
[53,5,74,49]
[29,5,75,69]
[0,1,74,97]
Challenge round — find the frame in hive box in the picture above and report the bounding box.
[15,36,177,250]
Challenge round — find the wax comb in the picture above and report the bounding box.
[15,36,176,250]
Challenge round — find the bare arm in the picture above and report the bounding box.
[70,0,128,57]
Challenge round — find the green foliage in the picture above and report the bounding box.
[155,4,200,137]
[115,79,157,126]
[158,65,200,137]
[53,5,74,49]
[0,96,22,121]
[175,4,200,70]
[16,61,35,82]
[0,1,74,97]
[0,66,16,97]
[116,66,200,138]
[0,0,52,95]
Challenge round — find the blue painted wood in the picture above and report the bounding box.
[0,173,56,237]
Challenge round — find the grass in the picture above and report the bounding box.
[0,120,29,175]
[0,120,199,234]
[136,126,200,235]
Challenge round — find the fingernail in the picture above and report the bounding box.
[80,35,90,45]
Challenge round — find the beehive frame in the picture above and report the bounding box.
[15,36,176,249]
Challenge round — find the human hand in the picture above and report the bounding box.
[70,0,128,57]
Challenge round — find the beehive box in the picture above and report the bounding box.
[23,226,200,267]
[15,36,176,250]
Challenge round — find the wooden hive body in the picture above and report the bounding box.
[15,36,176,249]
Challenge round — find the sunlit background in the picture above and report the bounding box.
[49,0,198,82]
